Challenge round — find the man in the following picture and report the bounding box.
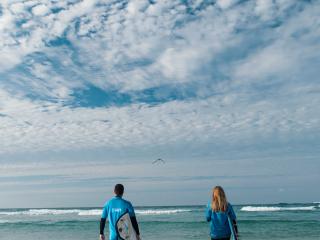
[100,184,141,240]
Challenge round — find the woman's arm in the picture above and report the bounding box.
[205,205,212,222]
[233,219,238,235]
[227,203,238,236]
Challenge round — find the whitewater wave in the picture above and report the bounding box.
[76,209,192,216]
[77,209,101,216]
[0,208,192,216]
[135,209,191,215]
[312,202,320,207]
[241,206,316,212]
[0,209,83,216]
[0,220,10,223]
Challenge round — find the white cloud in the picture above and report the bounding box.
[126,0,149,17]
[254,0,276,21]
[156,47,203,80]
[9,2,25,14]
[0,86,318,155]
[32,4,50,16]
[0,0,316,95]
[232,1,320,87]
[0,1,320,208]
[216,0,238,9]
[233,44,292,82]
[0,0,319,156]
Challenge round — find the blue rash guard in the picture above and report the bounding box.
[205,202,236,239]
[101,196,136,240]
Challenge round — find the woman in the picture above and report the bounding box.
[205,186,238,240]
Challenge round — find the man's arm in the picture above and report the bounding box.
[130,216,140,235]
[100,204,108,240]
[127,202,140,237]
[100,218,106,235]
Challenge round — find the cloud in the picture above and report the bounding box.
[232,2,320,89]
[0,1,320,207]
[0,87,319,155]
[216,0,238,10]
[0,0,319,157]
[0,0,317,97]
[31,4,50,16]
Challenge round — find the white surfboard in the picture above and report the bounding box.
[116,212,138,240]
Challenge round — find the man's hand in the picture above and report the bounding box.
[136,234,141,240]
[99,234,105,240]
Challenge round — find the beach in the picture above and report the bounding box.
[1,203,319,240]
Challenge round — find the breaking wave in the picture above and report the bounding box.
[241,206,316,212]
[0,208,192,216]
[0,209,84,216]
[135,209,191,215]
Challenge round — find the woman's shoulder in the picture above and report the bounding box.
[227,202,234,211]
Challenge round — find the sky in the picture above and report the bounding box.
[0,0,319,208]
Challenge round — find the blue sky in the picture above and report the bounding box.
[0,0,319,208]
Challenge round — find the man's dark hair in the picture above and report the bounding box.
[114,184,124,196]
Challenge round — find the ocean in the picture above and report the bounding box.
[0,203,319,239]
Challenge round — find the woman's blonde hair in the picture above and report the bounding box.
[211,186,228,212]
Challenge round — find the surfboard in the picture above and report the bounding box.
[116,212,138,240]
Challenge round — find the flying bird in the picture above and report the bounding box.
[152,158,165,164]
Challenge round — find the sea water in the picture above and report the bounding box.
[0,203,319,239]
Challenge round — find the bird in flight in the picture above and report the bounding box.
[152,158,165,164]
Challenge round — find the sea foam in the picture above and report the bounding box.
[241,206,316,212]
[0,209,86,216]
[0,208,192,216]
[135,209,191,215]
